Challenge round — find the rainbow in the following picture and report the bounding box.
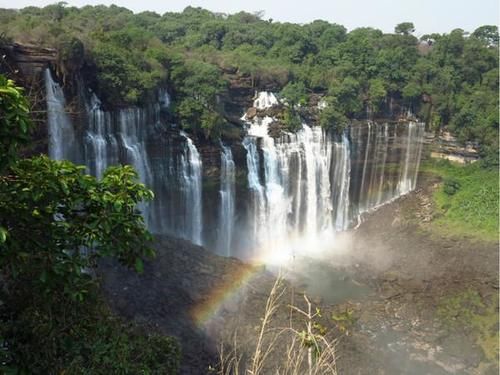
[189,242,299,328]
[190,262,263,328]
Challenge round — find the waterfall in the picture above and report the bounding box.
[397,121,424,195]
[45,80,425,259]
[358,122,372,212]
[83,93,157,188]
[241,95,340,258]
[254,91,279,109]
[242,120,351,259]
[159,88,171,110]
[217,144,236,256]
[298,124,334,236]
[243,135,266,240]
[412,123,425,190]
[44,69,75,160]
[243,116,290,253]
[180,132,203,246]
[333,134,351,231]
[375,124,389,206]
[76,85,205,246]
[302,126,319,236]
[117,109,153,186]
[82,95,155,226]
[239,92,425,259]
[117,109,154,226]
[84,94,117,179]
[351,121,425,217]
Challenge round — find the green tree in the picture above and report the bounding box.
[395,22,415,35]
[367,78,387,114]
[0,5,498,160]
[402,81,422,107]
[280,81,307,107]
[319,96,348,133]
[0,157,168,372]
[283,107,302,132]
[0,76,179,373]
[171,58,228,137]
[330,76,363,117]
[45,1,68,22]
[0,76,32,173]
[0,159,154,297]
[471,25,499,47]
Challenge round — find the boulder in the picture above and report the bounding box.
[245,107,257,120]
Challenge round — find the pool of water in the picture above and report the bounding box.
[284,257,371,304]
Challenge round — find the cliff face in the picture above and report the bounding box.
[426,131,479,163]
[0,43,284,208]
[1,43,242,169]
[0,43,58,157]
[1,43,56,78]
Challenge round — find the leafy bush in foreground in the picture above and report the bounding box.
[0,74,180,374]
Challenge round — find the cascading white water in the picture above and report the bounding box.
[159,88,171,110]
[85,94,110,179]
[397,121,425,195]
[254,91,279,109]
[242,122,350,259]
[243,135,266,240]
[117,109,153,186]
[298,124,334,236]
[83,95,155,226]
[411,123,425,189]
[118,109,154,226]
[243,117,289,254]
[45,78,425,259]
[180,132,203,246]
[239,92,425,260]
[375,124,389,206]
[217,144,236,256]
[44,69,75,160]
[351,120,425,218]
[333,134,351,231]
[84,95,205,246]
[241,94,348,259]
[301,126,319,236]
[358,122,372,213]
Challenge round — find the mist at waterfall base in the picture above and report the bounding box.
[45,71,424,268]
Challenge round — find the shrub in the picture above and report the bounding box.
[443,177,461,195]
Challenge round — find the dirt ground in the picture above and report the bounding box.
[100,171,499,374]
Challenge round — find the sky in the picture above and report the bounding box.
[0,0,498,35]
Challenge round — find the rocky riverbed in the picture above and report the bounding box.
[99,171,498,374]
[315,171,499,375]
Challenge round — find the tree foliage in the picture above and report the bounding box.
[0,76,32,173]
[280,81,308,107]
[0,158,154,298]
[395,22,415,35]
[0,75,179,373]
[319,97,348,133]
[0,5,497,157]
[283,107,302,132]
[170,58,228,137]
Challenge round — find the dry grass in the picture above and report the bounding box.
[217,275,337,375]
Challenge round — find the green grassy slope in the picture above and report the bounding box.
[421,160,499,241]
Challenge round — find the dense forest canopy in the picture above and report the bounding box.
[0,3,498,162]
